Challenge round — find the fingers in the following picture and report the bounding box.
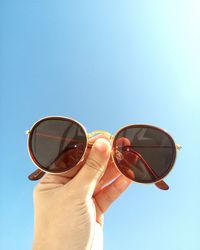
[94,175,132,214]
[69,138,111,199]
[39,134,107,185]
[94,159,121,195]
[94,136,132,194]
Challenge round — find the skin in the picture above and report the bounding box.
[32,135,132,250]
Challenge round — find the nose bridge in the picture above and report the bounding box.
[87,130,114,140]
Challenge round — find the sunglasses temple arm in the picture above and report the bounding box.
[27,135,171,189]
[126,147,169,191]
[138,152,169,190]
[154,180,169,190]
[28,169,45,181]
[27,159,169,190]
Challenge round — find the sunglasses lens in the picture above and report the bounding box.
[29,117,87,173]
[113,125,176,183]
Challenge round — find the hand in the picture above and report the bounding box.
[32,135,132,250]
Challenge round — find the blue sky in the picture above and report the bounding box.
[0,1,199,249]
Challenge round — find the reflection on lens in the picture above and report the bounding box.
[113,125,176,183]
[29,117,87,173]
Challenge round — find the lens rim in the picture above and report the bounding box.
[111,124,177,184]
[27,116,88,174]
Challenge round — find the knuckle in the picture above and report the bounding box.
[103,185,120,203]
[113,181,124,193]
[103,190,113,203]
[85,158,105,173]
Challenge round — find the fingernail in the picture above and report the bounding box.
[94,138,111,153]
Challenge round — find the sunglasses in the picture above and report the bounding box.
[26,116,182,191]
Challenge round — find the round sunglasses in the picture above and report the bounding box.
[26,116,182,191]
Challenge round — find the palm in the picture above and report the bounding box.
[36,153,120,223]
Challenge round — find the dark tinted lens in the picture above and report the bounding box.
[29,118,87,173]
[113,125,176,183]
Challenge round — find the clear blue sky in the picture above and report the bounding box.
[0,1,199,249]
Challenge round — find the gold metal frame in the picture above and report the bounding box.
[26,115,182,190]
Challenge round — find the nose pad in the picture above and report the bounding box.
[115,150,124,161]
[115,149,140,165]
[114,137,132,161]
[114,149,138,180]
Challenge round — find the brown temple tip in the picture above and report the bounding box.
[28,169,45,181]
[155,180,169,190]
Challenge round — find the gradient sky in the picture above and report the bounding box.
[0,1,200,250]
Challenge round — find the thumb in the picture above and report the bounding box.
[70,138,111,200]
